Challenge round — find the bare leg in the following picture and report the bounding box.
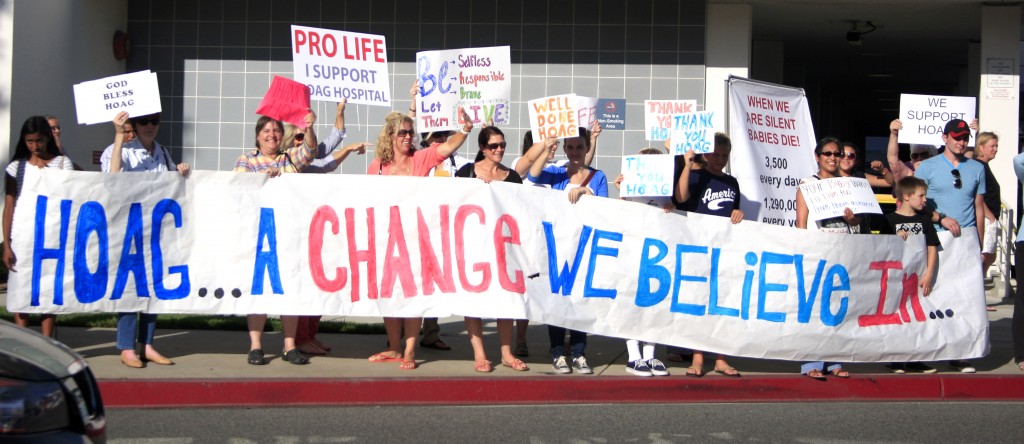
[281,315,299,352]
[465,317,487,363]
[515,319,528,343]
[40,315,55,337]
[497,319,516,363]
[13,313,29,328]
[401,317,421,367]
[247,314,267,351]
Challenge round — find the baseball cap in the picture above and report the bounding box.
[943,119,970,138]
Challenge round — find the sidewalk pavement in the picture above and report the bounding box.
[9,275,1024,407]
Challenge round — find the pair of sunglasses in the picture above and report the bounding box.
[910,152,931,160]
[819,151,842,158]
[294,133,305,142]
[396,129,416,137]
[484,142,507,150]
[135,116,160,126]
[951,169,962,189]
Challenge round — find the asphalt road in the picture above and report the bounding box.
[106,402,1024,443]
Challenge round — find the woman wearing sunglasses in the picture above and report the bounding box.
[102,111,190,369]
[450,125,530,373]
[794,137,862,380]
[365,107,473,370]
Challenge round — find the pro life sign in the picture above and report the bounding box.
[291,25,391,106]
[897,94,976,145]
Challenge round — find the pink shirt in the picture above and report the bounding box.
[367,142,446,176]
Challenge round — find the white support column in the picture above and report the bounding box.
[705,3,751,130]
[979,5,1020,211]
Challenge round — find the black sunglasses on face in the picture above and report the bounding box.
[396,129,416,137]
[484,142,507,150]
[819,151,842,158]
[911,152,931,160]
[294,133,305,142]
[841,152,856,159]
[951,169,962,189]
[135,117,160,126]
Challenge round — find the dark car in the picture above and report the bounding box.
[0,319,106,443]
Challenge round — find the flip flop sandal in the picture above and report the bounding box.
[714,366,741,377]
[474,360,494,373]
[685,367,705,377]
[806,369,827,380]
[247,349,266,366]
[502,359,530,371]
[829,368,851,378]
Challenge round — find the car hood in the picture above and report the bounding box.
[0,319,82,381]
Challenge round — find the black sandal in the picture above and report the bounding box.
[247,349,266,365]
[282,349,310,365]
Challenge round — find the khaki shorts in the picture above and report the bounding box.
[982,217,999,254]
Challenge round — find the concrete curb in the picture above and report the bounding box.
[100,375,1024,408]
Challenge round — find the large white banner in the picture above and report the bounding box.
[8,169,988,362]
[728,77,818,227]
[415,46,512,131]
[291,25,391,106]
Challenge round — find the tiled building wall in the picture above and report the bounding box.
[126,0,706,182]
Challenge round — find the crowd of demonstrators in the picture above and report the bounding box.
[794,137,859,380]
[5,97,1017,378]
[4,116,75,339]
[101,111,189,369]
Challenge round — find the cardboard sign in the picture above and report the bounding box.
[415,46,512,131]
[597,98,626,130]
[73,70,162,125]
[528,94,579,140]
[619,154,675,198]
[800,177,883,221]
[291,25,391,106]
[574,96,599,129]
[644,99,697,140]
[668,111,716,154]
[255,76,312,128]
[898,94,976,145]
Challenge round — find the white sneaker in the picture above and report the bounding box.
[572,356,593,374]
[626,360,653,377]
[949,360,976,374]
[552,356,571,374]
[647,359,670,376]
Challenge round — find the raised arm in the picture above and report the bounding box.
[887,119,909,179]
[408,79,420,117]
[303,110,318,153]
[674,150,695,203]
[868,160,894,187]
[528,137,559,179]
[108,111,130,173]
[435,107,474,158]
[584,121,601,166]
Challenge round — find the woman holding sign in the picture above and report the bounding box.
[794,137,861,380]
[4,116,75,339]
[527,126,607,375]
[234,113,319,366]
[366,108,473,370]
[452,125,529,372]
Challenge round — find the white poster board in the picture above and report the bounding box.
[414,46,512,131]
[644,99,697,141]
[619,154,675,198]
[73,70,162,125]
[800,177,883,221]
[668,111,716,154]
[897,94,976,145]
[727,77,818,227]
[291,25,391,106]
[528,94,579,140]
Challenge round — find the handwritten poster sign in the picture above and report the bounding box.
[73,70,162,125]
[291,25,391,106]
[800,177,883,221]
[619,154,675,198]
[668,111,716,154]
[574,96,599,129]
[728,77,817,227]
[597,99,626,130]
[897,94,976,145]
[8,168,989,362]
[255,76,312,128]
[415,46,511,132]
[644,100,697,140]
[528,94,579,140]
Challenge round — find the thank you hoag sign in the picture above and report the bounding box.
[291,25,391,105]
[620,155,674,198]
[668,111,715,154]
[415,46,512,131]
[73,70,162,125]
[645,100,697,141]
[799,177,883,221]
[898,94,976,145]
[9,168,990,362]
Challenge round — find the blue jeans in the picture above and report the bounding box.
[117,312,158,351]
[801,361,842,374]
[548,325,586,360]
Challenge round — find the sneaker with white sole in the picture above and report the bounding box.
[626,360,653,377]
[647,359,670,376]
[949,360,976,373]
[888,363,907,374]
[552,356,571,374]
[906,362,938,374]
[572,356,593,374]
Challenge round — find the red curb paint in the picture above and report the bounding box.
[98,375,1024,408]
